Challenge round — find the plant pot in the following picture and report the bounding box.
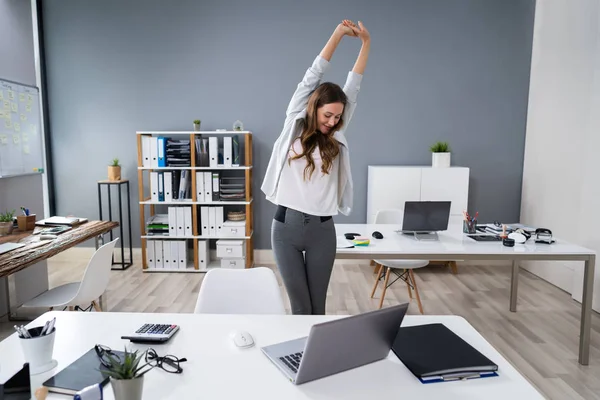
[193,122,201,131]
[110,376,144,400]
[0,221,14,236]
[108,166,121,181]
[432,152,451,168]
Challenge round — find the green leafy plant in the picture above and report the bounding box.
[430,141,450,153]
[101,348,152,380]
[0,209,15,223]
[193,119,201,125]
[111,158,120,167]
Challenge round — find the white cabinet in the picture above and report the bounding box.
[367,166,469,229]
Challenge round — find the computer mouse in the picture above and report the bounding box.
[372,231,384,239]
[230,330,255,349]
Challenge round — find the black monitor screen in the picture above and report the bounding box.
[402,201,451,232]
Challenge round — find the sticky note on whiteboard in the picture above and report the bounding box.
[13,134,20,145]
[0,135,7,145]
[4,119,12,130]
[8,90,14,100]
[27,94,33,102]
[19,93,25,102]
[11,102,17,112]
[26,105,32,113]
[14,122,21,132]
[20,114,26,122]
[23,145,30,154]
[3,100,9,110]
[22,133,29,142]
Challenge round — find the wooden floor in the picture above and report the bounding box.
[2,249,600,400]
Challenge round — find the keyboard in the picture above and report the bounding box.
[279,351,303,373]
[121,323,180,343]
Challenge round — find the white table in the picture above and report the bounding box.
[335,223,596,365]
[0,311,543,399]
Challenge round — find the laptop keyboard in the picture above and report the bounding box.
[279,352,303,373]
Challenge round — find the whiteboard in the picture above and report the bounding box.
[0,78,44,178]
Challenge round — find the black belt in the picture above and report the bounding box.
[275,205,332,223]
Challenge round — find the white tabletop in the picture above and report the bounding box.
[0,311,543,399]
[335,223,595,261]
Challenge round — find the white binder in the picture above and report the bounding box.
[201,207,209,237]
[178,241,187,269]
[204,172,212,201]
[209,207,217,237]
[147,240,156,269]
[150,172,159,202]
[198,239,209,270]
[168,207,177,236]
[163,240,171,269]
[142,136,151,167]
[223,136,232,167]
[196,172,205,203]
[164,172,173,202]
[150,136,159,168]
[155,240,164,268]
[176,207,185,236]
[209,137,218,167]
[183,207,192,236]
[170,241,179,268]
[216,206,224,236]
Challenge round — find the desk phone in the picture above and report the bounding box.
[121,323,180,343]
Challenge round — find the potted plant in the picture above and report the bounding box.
[108,158,121,181]
[193,119,201,131]
[0,209,15,236]
[430,141,451,168]
[102,348,151,400]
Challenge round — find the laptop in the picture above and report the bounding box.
[261,303,409,385]
[401,201,451,234]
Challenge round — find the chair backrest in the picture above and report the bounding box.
[194,267,285,314]
[375,209,404,225]
[71,238,119,304]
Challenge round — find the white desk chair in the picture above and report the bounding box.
[194,267,285,314]
[370,209,428,313]
[22,238,118,312]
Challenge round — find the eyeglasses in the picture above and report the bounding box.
[95,344,120,368]
[145,348,187,374]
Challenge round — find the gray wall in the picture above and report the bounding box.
[0,0,44,223]
[42,0,535,249]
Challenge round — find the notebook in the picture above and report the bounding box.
[43,348,124,395]
[36,216,88,227]
[392,323,498,383]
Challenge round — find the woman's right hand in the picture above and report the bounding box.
[336,20,356,37]
[344,20,370,43]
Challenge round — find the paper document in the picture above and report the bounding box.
[336,236,354,248]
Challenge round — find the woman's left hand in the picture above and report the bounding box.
[343,20,370,43]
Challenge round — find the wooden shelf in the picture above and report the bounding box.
[140,198,253,205]
[142,231,253,240]
[138,166,252,171]
[137,130,252,135]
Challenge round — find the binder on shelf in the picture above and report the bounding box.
[164,172,172,202]
[204,172,212,201]
[216,206,224,236]
[178,241,187,269]
[209,207,217,237]
[150,136,159,168]
[200,207,209,237]
[155,240,164,268]
[232,135,240,166]
[163,240,171,269]
[147,240,156,269]
[168,207,177,236]
[158,172,165,202]
[212,172,220,201]
[209,137,218,167]
[170,241,179,268]
[183,207,192,237]
[157,136,167,167]
[198,240,209,270]
[223,136,232,167]
[176,207,185,237]
[150,172,159,202]
[196,172,205,203]
[142,136,151,167]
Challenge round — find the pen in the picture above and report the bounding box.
[20,207,27,216]
[41,320,50,336]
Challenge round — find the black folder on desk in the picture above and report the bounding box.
[392,323,498,383]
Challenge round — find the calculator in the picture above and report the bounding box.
[121,323,180,343]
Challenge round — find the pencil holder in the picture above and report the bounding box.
[17,214,36,231]
[19,326,56,374]
[463,220,476,234]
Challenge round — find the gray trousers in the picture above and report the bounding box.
[271,206,336,315]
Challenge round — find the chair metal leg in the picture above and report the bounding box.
[409,270,424,314]
[68,306,74,311]
[378,268,391,309]
[370,264,384,298]
[405,269,413,299]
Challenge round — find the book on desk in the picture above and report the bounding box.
[392,323,498,383]
[35,216,88,227]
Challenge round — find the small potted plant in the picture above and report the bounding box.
[193,119,201,131]
[430,141,451,168]
[102,348,151,400]
[108,158,121,181]
[0,209,15,235]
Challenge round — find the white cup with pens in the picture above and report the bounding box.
[16,317,58,374]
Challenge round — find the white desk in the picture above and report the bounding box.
[0,311,543,399]
[335,223,596,365]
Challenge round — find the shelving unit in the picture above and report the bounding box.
[136,130,254,272]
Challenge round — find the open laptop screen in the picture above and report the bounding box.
[402,201,451,233]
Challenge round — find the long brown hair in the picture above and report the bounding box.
[289,82,347,180]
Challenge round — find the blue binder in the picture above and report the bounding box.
[158,171,165,202]
[157,137,167,167]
